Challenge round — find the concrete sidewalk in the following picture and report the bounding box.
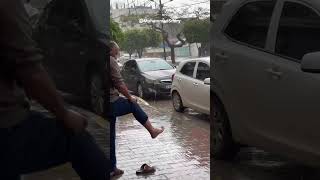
[112,98,210,180]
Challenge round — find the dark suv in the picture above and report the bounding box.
[33,0,108,115]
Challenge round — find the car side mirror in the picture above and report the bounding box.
[301,52,320,73]
[204,78,210,85]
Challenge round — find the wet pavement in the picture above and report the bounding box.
[113,97,210,180]
[212,141,320,180]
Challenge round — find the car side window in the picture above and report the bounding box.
[124,61,137,72]
[180,62,196,77]
[275,2,320,62]
[196,62,210,81]
[124,61,133,72]
[224,1,276,49]
[131,62,138,72]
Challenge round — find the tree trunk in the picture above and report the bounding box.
[138,49,143,58]
[170,46,176,65]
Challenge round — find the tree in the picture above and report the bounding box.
[121,29,161,58]
[147,5,210,63]
[183,18,210,57]
[110,19,123,43]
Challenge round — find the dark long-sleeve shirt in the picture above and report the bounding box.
[0,0,43,127]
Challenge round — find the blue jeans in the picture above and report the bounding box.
[107,97,148,170]
[0,111,109,180]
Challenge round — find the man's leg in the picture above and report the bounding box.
[0,129,21,180]
[2,111,108,180]
[113,97,164,138]
[109,115,117,171]
[112,97,148,124]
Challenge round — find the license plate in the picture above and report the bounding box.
[166,85,171,89]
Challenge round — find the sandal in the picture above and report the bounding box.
[136,163,156,175]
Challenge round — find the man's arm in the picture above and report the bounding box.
[109,57,135,102]
[16,64,67,119]
[0,0,87,132]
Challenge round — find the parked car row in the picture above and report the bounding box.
[120,57,211,116]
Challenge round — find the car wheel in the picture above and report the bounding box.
[212,97,239,160]
[137,83,148,99]
[89,72,105,116]
[172,91,185,112]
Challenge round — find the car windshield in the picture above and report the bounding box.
[137,59,174,72]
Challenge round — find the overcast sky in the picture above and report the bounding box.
[110,0,210,10]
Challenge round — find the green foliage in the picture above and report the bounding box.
[120,28,161,57]
[110,19,123,43]
[183,18,210,44]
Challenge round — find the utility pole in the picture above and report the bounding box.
[159,0,167,60]
[151,0,168,60]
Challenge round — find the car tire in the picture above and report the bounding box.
[137,83,149,99]
[172,91,185,112]
[212,96,239,160]
[88,71,105,116]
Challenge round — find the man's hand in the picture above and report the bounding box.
[61,109,88,134]
[128,96,137,103]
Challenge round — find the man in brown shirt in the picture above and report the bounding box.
[108,41,164,177]
[0,0,109,179]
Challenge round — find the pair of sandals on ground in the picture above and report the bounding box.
[110,163,156,177]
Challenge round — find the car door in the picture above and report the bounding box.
[177,61,197,107]
[212,0,279,141]
[260,0,320,154]
[193,61,210,114]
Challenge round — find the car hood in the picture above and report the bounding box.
[142,69,176,80]
[83,0,108,45]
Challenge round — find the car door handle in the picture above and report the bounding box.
[266,68,283,79]
[193,82,199,86]
[178,78,182,81]
[215,52,228,63]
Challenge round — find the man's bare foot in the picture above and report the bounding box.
[151,126,164,139]
[110,167,124,177]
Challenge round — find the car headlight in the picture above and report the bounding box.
[145,78,160,84]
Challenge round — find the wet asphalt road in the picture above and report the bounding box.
[212,146,320,180]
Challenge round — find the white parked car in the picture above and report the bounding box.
[171,57,210,115]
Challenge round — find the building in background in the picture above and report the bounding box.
[111,5,158,30]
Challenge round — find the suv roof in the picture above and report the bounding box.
[181,57,210,63]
